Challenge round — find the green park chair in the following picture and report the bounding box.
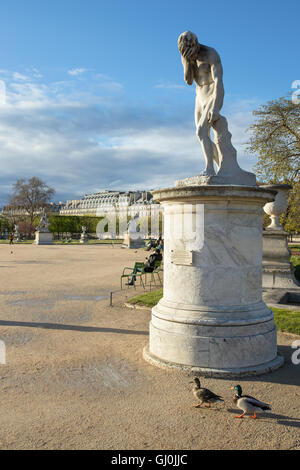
[120,262,146,290]
[149,260,163,289]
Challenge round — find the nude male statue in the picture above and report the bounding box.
[178,31,251,180]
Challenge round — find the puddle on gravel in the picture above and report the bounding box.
[0,359,145,394]
[0,291,26,296]
[57,360,144,392]
[0,330,34,346]
[7,294,106,307]
[14,260,53,264]
[63,295,106,301]
[9,299,54,308]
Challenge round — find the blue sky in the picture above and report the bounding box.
[0,0,299,204]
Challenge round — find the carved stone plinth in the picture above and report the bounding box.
[143,185,283,377]
[123,232,145,249]
[34,231,54,245]
[175,171,256,188]
[263,230,300,289]
[262,183,299,290]
[80,227,88,244]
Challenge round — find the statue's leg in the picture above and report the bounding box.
[195,104,216,176]
[212,115,241,175]
[212,140,220,170]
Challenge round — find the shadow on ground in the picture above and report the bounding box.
[215,345,300,387]
[226,408,300,428]
[0,320,148,335]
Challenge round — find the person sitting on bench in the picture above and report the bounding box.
[127,249,163,285]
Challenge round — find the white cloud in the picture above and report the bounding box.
[0,68,258,206]
[12,72,29,81]
[154,80,187,90]
[68,68,88,76]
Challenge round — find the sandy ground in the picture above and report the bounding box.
[0,244,299,450]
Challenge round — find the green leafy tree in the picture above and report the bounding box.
[0,216,12,233]
[247,95,300,182]
[281,182,300,234]
[49,215,104,238]
[247,94,300,233]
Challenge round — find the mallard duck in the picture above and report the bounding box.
[231,384,271,419]
[190,377,224,408]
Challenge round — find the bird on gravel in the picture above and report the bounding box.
[231,384,272,419]
[190,377,224,408]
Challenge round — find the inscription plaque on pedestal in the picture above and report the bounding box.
[171,250,193,266]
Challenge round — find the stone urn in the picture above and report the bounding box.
[261,183,299,290]
[263,184,292,230]
[80,226,88,243]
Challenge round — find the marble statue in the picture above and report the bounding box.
[127,213,140,233]
[143,34,282,377]
[34,211,53,244]
[37,212,50,232]
[123,213,144,249]
[13,224,20,242]
[176,31,255,186]
[80,225,88,243]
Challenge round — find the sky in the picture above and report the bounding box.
[0,0,299,205]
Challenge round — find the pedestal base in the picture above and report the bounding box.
[143,345,283,378]
[123,233,145,249]
[263,229,300,289]
[175,172,256,188]
[34,231,54,245]
[146,299,283,377]
[145,185,282,377]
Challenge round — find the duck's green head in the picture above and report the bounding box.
[233,385,242,396]
[190,377,201,387]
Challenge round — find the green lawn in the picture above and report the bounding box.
[0,239,124,245]
[53,239,124,245]
[0,240,33,244]
[129,288,163,307]
[291,255,300,281]
[272,307,300,336]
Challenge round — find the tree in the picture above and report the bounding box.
[281,181,300,235]
[0,215,12,233]
[247,95,300,182]
[8,177,55,232]
[49,215,104,238]
[247,94,300,234]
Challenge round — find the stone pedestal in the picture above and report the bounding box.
[123,232,145,249]
[261,183,299,290]
[13,228,20,242]
[143,185,284,377]
[263,230,300,289]
[80,232,88,243]
[80,234,88,243]
[34,231,54,245]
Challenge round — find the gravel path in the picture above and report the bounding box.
[0,244,299,450]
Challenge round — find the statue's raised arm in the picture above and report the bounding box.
[176,31,256,187]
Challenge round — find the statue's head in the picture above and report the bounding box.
[178,31,199,60]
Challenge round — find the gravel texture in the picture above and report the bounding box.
[0,244,299,450]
